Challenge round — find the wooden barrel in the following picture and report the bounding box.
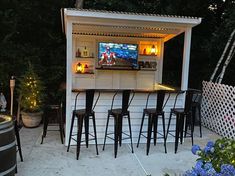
[0,115,16,176]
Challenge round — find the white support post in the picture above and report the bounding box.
[158,39,164,83]
[65,21,73,146]
[181,28,192,91]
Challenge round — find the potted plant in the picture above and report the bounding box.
[18,63,45,127]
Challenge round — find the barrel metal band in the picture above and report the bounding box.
[0,141,16,151]
[0,164,16,176]
[0,126,14,134]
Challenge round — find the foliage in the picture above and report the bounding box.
[18,63,45,113]
[184,138,235,175]
[0,0,235,106]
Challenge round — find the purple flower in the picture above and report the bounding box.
[192,145,201,155]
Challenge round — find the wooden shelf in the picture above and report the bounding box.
[139,54,157,57]
[96,67,140,71]
[139,68,156,71]
[75,56,94,59]
[75,72,94,74]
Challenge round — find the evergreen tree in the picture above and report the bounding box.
[18,63,45,113]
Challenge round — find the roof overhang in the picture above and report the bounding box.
[62,8,201,42]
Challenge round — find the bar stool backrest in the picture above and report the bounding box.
[184,90,194,113]
[156,90,166,112]
[122,90,131,113]
[85,89,95,113]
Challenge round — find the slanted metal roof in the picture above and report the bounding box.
[62,8,201,41]
[67,8,200,20]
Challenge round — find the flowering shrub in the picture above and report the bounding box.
[184,138,235,176]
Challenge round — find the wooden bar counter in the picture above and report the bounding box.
[68,84,182,145]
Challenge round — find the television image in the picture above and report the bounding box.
[98,42,138,69]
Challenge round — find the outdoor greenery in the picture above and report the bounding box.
[185,138,235,175]
[18,63,45,113]
[0,0,235,105]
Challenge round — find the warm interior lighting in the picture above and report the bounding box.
[150,45,157,55]
[76,62,83,73]
[155,84,175,91]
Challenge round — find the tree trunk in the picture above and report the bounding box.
[75,0,84,8]
[210,29,235,82]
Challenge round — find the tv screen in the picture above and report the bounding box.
[98,42,138,68]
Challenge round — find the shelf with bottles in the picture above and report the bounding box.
[75,45,95,58]
[138,41,159,57]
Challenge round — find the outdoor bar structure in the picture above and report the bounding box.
[61,8,201,145]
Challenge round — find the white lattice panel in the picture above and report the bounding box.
[202,81,235,139]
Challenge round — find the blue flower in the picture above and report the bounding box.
[220,164,235,175]
[204,162,213,170]
[206,141,214,148]
[204,146,211,154]
[192,145,201,155]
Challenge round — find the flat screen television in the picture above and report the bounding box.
[98,42,138,69]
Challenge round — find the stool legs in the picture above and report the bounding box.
[15,122,23,162]
[198,105,202,137]
[138,112,167,155]
[84,116,89,148]
[92,114,99,155]
[76,115,83,160]
[166,111,173,141]
[127,113,134,153]
[41,108,64,144]
[58,108,64,144]
[67,113,75,152]
[114,115,119,158]
[103,113,133,158]
[68,113,99,160]
[162,114,167,153]
[103,113,110,151]
[146,114,153,155]
[137,112,146,147]
[41,113,49,144]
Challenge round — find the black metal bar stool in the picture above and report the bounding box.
[191,89,202,138]
[103,90,134,158]
[67,89,100,160]
[41,102,65,144]
[137,90,169,155]
[166,90,194,153]
[14,119,23,162]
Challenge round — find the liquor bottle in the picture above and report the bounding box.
[76,48,81,57]
[82,46,89,57]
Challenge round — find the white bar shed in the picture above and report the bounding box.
[61,8,201,145]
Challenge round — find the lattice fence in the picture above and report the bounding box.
[202,81,235,139]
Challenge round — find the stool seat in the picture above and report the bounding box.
[108,109,129,115]
[171,108,186,114]
[74,109,95,115]
[144,108,164,115]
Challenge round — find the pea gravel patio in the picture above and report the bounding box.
[16,126,220,176]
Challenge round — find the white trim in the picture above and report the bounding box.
[64,9,201,26]
[65,21,73,145]
[181,28,192,90]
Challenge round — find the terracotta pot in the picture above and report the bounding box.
[21,111,42,128]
